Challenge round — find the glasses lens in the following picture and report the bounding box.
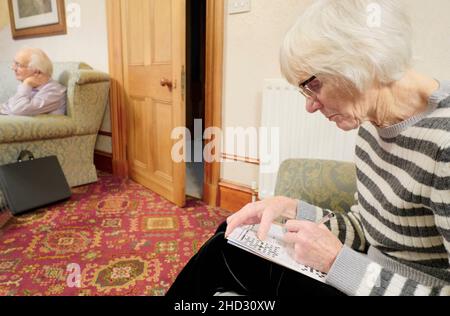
[299,76,321,99]
[305,78,322,93]
[299,87,313,98]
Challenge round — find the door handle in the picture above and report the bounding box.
[160,78,173,91]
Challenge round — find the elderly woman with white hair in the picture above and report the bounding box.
[0,48,66,116]
[167,0,449,296]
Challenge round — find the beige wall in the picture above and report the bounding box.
[221,0,450,188]
[0,0,109,72]
[0,0,112,153]
[408,1,450,79]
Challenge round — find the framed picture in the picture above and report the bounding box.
[8,0,67,40]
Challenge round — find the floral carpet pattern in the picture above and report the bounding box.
[0,173,230,296]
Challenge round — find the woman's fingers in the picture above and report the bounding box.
[283,232,298,244]
[225,197,298,240]
[285,220,311,233]
[225,202,263,238]
[257,209,276,241]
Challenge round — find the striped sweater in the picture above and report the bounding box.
[298,81,450,296]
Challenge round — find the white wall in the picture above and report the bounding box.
[221,0,450,188]
[221,0,313,187]
[0,0,112,153]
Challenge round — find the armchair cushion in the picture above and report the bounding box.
[0,115,76,143]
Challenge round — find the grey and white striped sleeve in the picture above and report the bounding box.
[326,247,450,296]
[327,146,450,296]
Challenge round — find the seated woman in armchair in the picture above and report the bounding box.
[0,48,66,116]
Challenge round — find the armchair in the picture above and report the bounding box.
[0,62,110,209]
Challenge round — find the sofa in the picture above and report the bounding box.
[0,62,110,209]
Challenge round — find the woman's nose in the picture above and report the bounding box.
[305,98,323,113]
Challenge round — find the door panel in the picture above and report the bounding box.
[152,99,173,179]
[152,0,172,63]
[121,0,186,206]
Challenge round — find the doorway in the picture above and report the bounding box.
[106,0,224,207]
[186,0,206,199]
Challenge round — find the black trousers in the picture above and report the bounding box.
[166,222,345,297]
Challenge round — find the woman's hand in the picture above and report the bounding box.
[225,196,298,241]
[283,220,343,273]
[24,72,49,88]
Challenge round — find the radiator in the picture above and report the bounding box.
[258,79,358,199]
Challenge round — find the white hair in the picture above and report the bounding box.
[23,48,54,77]
[280,0,413,92]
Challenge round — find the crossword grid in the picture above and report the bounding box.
[229,225,327,283]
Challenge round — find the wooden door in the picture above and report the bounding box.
[121,0,186,206]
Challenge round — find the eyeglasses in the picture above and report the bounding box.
[298,75,322,99]
[11,61,28,70]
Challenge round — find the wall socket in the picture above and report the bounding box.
[228,0,251,15]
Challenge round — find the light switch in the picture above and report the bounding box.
[228,0,251,15]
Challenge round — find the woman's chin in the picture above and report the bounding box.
[335,119,360,131]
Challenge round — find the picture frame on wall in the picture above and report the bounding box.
[8,0,67,40]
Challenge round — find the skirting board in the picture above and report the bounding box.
[94,150,113,174]
[218,181,257,213]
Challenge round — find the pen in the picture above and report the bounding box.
[317,213,335,225]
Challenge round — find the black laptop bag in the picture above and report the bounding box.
[0,150,72,215]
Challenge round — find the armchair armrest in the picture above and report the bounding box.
[274,159,357,214]
[73,70,110,85]
[66,69,110,135]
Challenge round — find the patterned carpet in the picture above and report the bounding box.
[0,173,230,296]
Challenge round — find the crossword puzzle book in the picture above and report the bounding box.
[227,224,327,283]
